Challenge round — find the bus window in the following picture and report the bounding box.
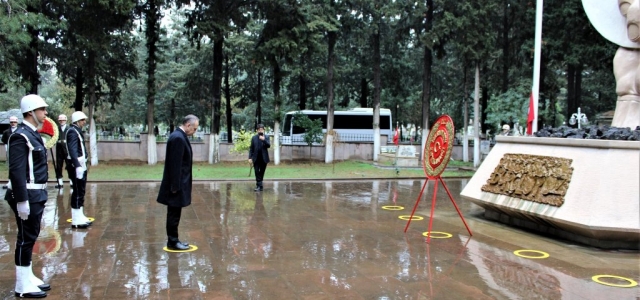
[334,115,374,129]
[306,114,327,128]
[284,114,309,135]
[292,124,305,134]
[380,116,391,130]
[282,115,293,136]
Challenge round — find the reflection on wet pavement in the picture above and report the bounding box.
[0,180,638,299]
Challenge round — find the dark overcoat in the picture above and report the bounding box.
[55,124,68,157]
[248,134,271,164]
[157,128,192,207]
[1,128,12,145]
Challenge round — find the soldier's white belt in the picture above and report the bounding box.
[26,183,47,189]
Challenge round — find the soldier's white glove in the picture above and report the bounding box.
[17,201,29,220]
[76,167,84,179]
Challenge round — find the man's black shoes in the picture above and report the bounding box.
[37,283,51,291]
[167,241,190,251]
[71,223,90,229]
[14,291,47,298]
[254,187,263,192]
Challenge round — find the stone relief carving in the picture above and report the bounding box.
[482,154,573,206]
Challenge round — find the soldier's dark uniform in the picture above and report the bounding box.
[65,124,87,212]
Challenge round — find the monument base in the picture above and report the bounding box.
[379,153,420,167]
[379,145,420,167]
[460,136,640,250]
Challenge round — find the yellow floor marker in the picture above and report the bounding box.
[399,215,423,221]
[592,275,638,288]
[422,231,452,239]
[513,249,549,259]
[66,217,95,223]
[163,245,199,253]
[382,206,404,210]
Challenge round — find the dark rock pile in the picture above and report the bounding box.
[535,125,640,141]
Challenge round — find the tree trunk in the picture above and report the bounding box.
[372,28,381,162]
[86,50,98,166]
[473,64,480,167]
[26,33,39,94]
[576,64,582,114]
[501,0,509,93]
[299,55,307,110]
[481,79,489,133]
[224,55,232,143]
[420,0,434,162]
[146,0,159,165]
[74,67,84,111]
[256,70,262,128]
[463,65,469,163]
[25,3,39,94]
[170,98,175,132]
[325,30,337,163]
[566,64,582,123]
[359,78,368,108]
[272,59,282,165]
[539,52,548,127]
[209,36,223,164]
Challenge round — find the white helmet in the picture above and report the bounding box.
[20,94,48,113]
[502,124,510,130]
[71,111,88,123]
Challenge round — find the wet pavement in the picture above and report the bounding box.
[0,180,638,299]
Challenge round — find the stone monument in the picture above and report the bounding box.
[460,0,640,249]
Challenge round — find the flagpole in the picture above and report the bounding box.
[531,0,543,134]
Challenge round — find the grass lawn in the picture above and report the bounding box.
[0,160,475,181]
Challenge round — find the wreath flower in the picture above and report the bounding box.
[38,117,59,149]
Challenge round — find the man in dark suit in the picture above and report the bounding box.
[5,95,51,298]
[157,114,199,251]
[54,114,68,188]
[248,123,270,192]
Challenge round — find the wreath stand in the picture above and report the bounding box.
[403,115,473,243]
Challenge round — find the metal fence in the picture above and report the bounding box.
[95,131,381,144]
[280,133,377,145]
[96,132,203,142]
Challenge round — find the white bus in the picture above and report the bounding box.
[280,108,393,144]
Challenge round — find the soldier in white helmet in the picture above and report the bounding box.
[501,124,511,136]
[5,94,51,298]
[2,115,19,189]
[2,115,19,145]
[65,111,92,229]
[54,114,68,188]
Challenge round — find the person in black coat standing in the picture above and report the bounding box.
[54,114,68,188]
[248,124,270,191]
[157,115,199,251]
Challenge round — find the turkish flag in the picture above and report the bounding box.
[393,127,399,145]
[526,92,535,135]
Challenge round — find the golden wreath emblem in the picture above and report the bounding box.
[37,117,60,149]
